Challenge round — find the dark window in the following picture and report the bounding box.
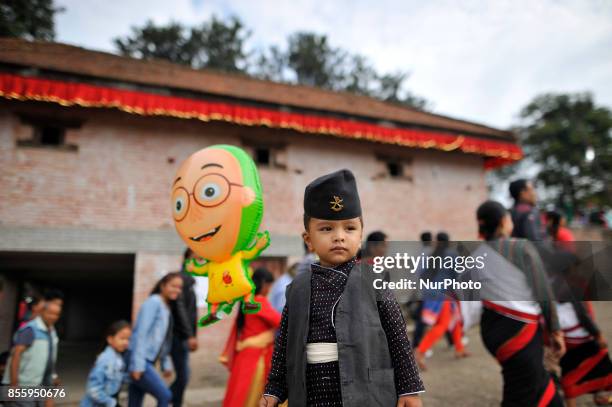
[17,125,70,150]
[18,124,69,149]
[376,154,412,181]
[386,161,404,178]
[36,125,65,146]
[16,114,80,151]
[244,140,286,170]
[255,147,271,166]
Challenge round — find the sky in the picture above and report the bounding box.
[55,0,612,130]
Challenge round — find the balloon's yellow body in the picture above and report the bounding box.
[189,252,252,304]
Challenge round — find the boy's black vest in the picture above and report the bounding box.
[285,264,397,406]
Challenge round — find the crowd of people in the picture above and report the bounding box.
[1,251,200,407]
[407,179,612,406]
[2,174,611,407]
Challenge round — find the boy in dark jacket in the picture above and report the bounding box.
[261,169,424,407]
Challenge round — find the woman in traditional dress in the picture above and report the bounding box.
[558,301,612,406]
[476,200,565,407]
[221,268,281,407]
[546,212,612,405]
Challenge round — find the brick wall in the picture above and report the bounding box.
[0,106,487,240]
[0,103,489,374]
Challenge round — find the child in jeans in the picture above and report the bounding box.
[261,169,424,407]
[81,321,131,407]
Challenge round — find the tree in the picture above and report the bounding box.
[252,45,286,82]
[114,21,194,66]
[114,16,250,72]
[375,72,429,110]
[286,32,345,88]
[115,17,430,110]
[252,32,429,109]
[0,0,64,41]
[189,16,250,72]
[342,54,378,96]
[519,92,612,208]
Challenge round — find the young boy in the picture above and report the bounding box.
[260,169,424,407]
[3,300,62,407]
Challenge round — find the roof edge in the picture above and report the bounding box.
[0,38,514,141]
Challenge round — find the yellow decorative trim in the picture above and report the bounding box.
[0,88,523,162]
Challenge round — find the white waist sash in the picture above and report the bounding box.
[306,342,338,364]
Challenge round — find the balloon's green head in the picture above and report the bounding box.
[171,144,264,263]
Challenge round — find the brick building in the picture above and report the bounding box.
[0,39,521,384]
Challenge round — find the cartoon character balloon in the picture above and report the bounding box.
[171,145,270,327]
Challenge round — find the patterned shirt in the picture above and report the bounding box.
[264,257,424,401]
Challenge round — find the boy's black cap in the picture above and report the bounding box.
[304,169,362,220]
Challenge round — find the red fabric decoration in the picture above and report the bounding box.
[0,73,522,168]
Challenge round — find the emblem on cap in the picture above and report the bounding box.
[330,196,344,212]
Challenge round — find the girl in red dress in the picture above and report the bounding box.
[221,268,281,407]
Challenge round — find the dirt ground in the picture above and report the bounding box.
[417,302,612,407]
[57,302,612,406]
[183,302,612,407]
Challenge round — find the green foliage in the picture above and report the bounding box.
[520,92,612,207]
[114,20,194,65]
[376,71,428,110]
[286,32,345,88]
[189,16,250,72]
[255,32,428,109]
[343,54,377,96]
[114,16,250,72]
[114,16,429,109]
[252,45,285,82]
[0,0,64,40]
